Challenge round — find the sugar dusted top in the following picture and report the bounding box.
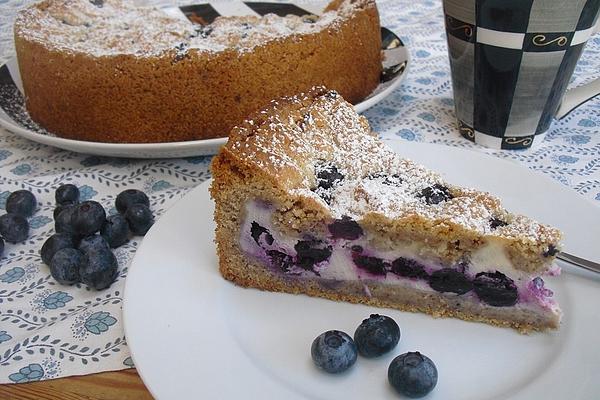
[224,87,562,244]
[15,0,367,57]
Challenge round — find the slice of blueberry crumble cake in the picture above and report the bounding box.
[210,87,562,332]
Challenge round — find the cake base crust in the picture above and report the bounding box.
[218,252,560,334]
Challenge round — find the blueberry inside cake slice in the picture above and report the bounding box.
[210,87,562,332]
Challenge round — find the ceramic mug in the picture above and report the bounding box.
[443,0,600,150]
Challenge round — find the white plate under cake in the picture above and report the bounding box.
[210,87,563,332]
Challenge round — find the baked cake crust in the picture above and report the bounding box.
[14,0,381,143]
[211,87,562,333]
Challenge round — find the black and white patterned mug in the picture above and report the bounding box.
[443,0,600,149]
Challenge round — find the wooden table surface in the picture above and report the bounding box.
[0,369,153,400]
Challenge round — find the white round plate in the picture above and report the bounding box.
[123,141,600,400]
[0,1,408,159]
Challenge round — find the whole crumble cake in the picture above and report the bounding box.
[14,0,381,142]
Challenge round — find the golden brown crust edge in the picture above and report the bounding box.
[14,0,382,143]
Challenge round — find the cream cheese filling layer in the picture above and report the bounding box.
[239,200,560,314]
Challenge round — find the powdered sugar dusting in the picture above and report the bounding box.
[227,87,562,244]
[15,0,363,57]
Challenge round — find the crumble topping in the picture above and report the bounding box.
[227,87,562,244]
[15,0,364,57]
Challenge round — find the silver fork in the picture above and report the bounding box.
[558,252,600,274]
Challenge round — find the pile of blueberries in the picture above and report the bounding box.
[41,185,154,290]
[311,315,437,399]
[0,185,154,291]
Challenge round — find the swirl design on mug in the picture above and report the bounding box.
[505,137,533,146]
[532,34,568,47]
[459,125,474,139]
[446,16,472,38]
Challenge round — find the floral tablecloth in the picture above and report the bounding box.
[0,0,599,385]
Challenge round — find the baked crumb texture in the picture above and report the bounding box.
[14,0,381,143]
[210,87,562,333]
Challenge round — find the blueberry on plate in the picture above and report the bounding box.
[311,330,357,373]
[101,214,129,248]
[354,314,400,358]
[55,184,80,205]
[71,201,106,237]
[388,352,438,398]
[55,205,76,234]
[78,234,110,254]
[41,233,76,265]
[49,248,83,285]
[115,189,150,214]
[125,203,154,235]
[80,248,118,290]
[6,190,37,217]
[0,213,30,243]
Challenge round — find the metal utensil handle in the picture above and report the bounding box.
[557,252,600,274]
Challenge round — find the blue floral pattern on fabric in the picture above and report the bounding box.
[0,0,598,385]
[84,312,117,335]
[0,267,25,283]
[8,363,44,383]
[43,291,73,310]
[0,331,11,344]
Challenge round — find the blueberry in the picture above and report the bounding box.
[89,0,103,7]
[328,216,363,240]
[0,237,4,257]
[125,203,154,235]
[53,203,74,220]
[55,205,76,234]
[311,330,357,373]
[266,250,294,272]
[473,271,518,307]
[383,174,403,186]
[0,213,29,243]
[41,233,76,265]
[80,248,118,290]
[325,90,339,99]
[196,25,213,38]
[250,221,273,246]
[388,352,438,398]
[101,215,129,248]
[49,248,83,285]
[115,189,150,214]
[353,254,387,275]
[391,257,428,279]
[78,234,110,254]
[543,244,559,257]
[295,239,332,270]
[71,201,106,236]
[55,184,80,205]
[315,162,344,190]
[351,245,363,253]
[418,184,453,205]
[6,190,37,217]
[354,314,400,358]
[489,218,508,229]
[428,268,472,294]
[302,15,318,23]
